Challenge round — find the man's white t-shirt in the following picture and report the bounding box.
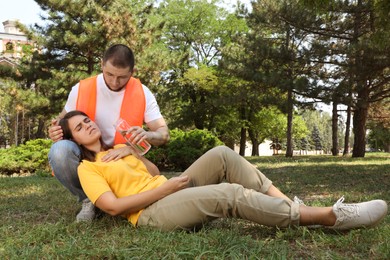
[64,74,163,146]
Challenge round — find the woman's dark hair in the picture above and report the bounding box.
[102,44,135,71]
[59,110,111,162]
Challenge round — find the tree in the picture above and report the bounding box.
[300,109,334,154]
[10,0,168,140]
[0,79,49,145]
[248,106,286,156]
[367,99,390,152]
[242,0,327,157]
[255,107,288,156]
[294,0,390,157]
[157,0,248,133]
[311,126,322,152]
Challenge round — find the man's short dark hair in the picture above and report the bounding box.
[103,44,135,70]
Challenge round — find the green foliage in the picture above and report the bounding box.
[300,109,334,153]
[311,126,322,150]
[157,0,248,132]
[146,128,224,171]
[0,79,50,145]
[0,139,52,175]
[254,106,287,142]
[368,125,390,152]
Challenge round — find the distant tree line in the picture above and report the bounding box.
[0,0,389,156]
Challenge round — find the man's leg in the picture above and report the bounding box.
[49,140,85,201]
[48,140,95,221]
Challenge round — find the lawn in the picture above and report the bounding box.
[1,153,389,259]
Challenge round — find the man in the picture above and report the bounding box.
[48,44,169,222]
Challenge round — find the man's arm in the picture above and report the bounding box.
[145,117,170,146]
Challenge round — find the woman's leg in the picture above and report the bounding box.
[180,146,292,202]
[266,185,293,202]
[138,183,387,231]
[138,183,300,231]
[299,205,336,226]
[180,146,272,194]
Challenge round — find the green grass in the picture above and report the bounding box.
[1,153,389,259]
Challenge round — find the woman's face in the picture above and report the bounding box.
[67,115,101,145]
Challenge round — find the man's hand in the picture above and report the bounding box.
[124,126,150,145]
[48,119,63,142]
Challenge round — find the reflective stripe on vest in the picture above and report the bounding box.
[76,75,146,145]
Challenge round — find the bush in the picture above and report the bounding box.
[0,139,52,175]
[146,129,224,171]
[0,130,223,175]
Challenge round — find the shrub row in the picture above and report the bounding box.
[0,139,52,176]
[0,129,224,175]
[146,128,224,171]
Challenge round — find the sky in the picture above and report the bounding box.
[0,0,251,31]
[0,0,44,30]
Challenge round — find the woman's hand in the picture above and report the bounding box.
[101,146,134,162]
[158,176,190,196]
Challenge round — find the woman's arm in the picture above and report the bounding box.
[138,156,160,176]
[95,176,189,216]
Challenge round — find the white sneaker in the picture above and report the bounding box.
[330,196,388,230]
[76,198,96,222]
[294,196,305,205]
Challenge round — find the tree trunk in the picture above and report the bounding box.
[251,140,259,156]
[239,105,247,156]
[224,139,235,150]
[35,118,46,139]
[248,128,259,156]
[351,0,367,158]
[343,105,352,155]
[239,127,246,156]
[285,87,293,157]
[352,101,369,157]
[331,101,339,156]
[385,144,390,153]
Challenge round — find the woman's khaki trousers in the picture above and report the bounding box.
[137,146,300,231]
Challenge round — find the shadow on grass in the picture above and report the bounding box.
[246,154,390,203]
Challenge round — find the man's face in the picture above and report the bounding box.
[101,60,132,91]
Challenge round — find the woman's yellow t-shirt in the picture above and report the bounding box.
[77,145,167,226]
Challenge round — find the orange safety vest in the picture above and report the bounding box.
[76,75,146,145]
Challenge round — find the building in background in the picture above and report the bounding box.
[0,20,35,66]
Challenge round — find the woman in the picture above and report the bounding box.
[59,110,387,231]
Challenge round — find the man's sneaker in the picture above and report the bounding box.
[329,196,388,230]
[76,198,96,222]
